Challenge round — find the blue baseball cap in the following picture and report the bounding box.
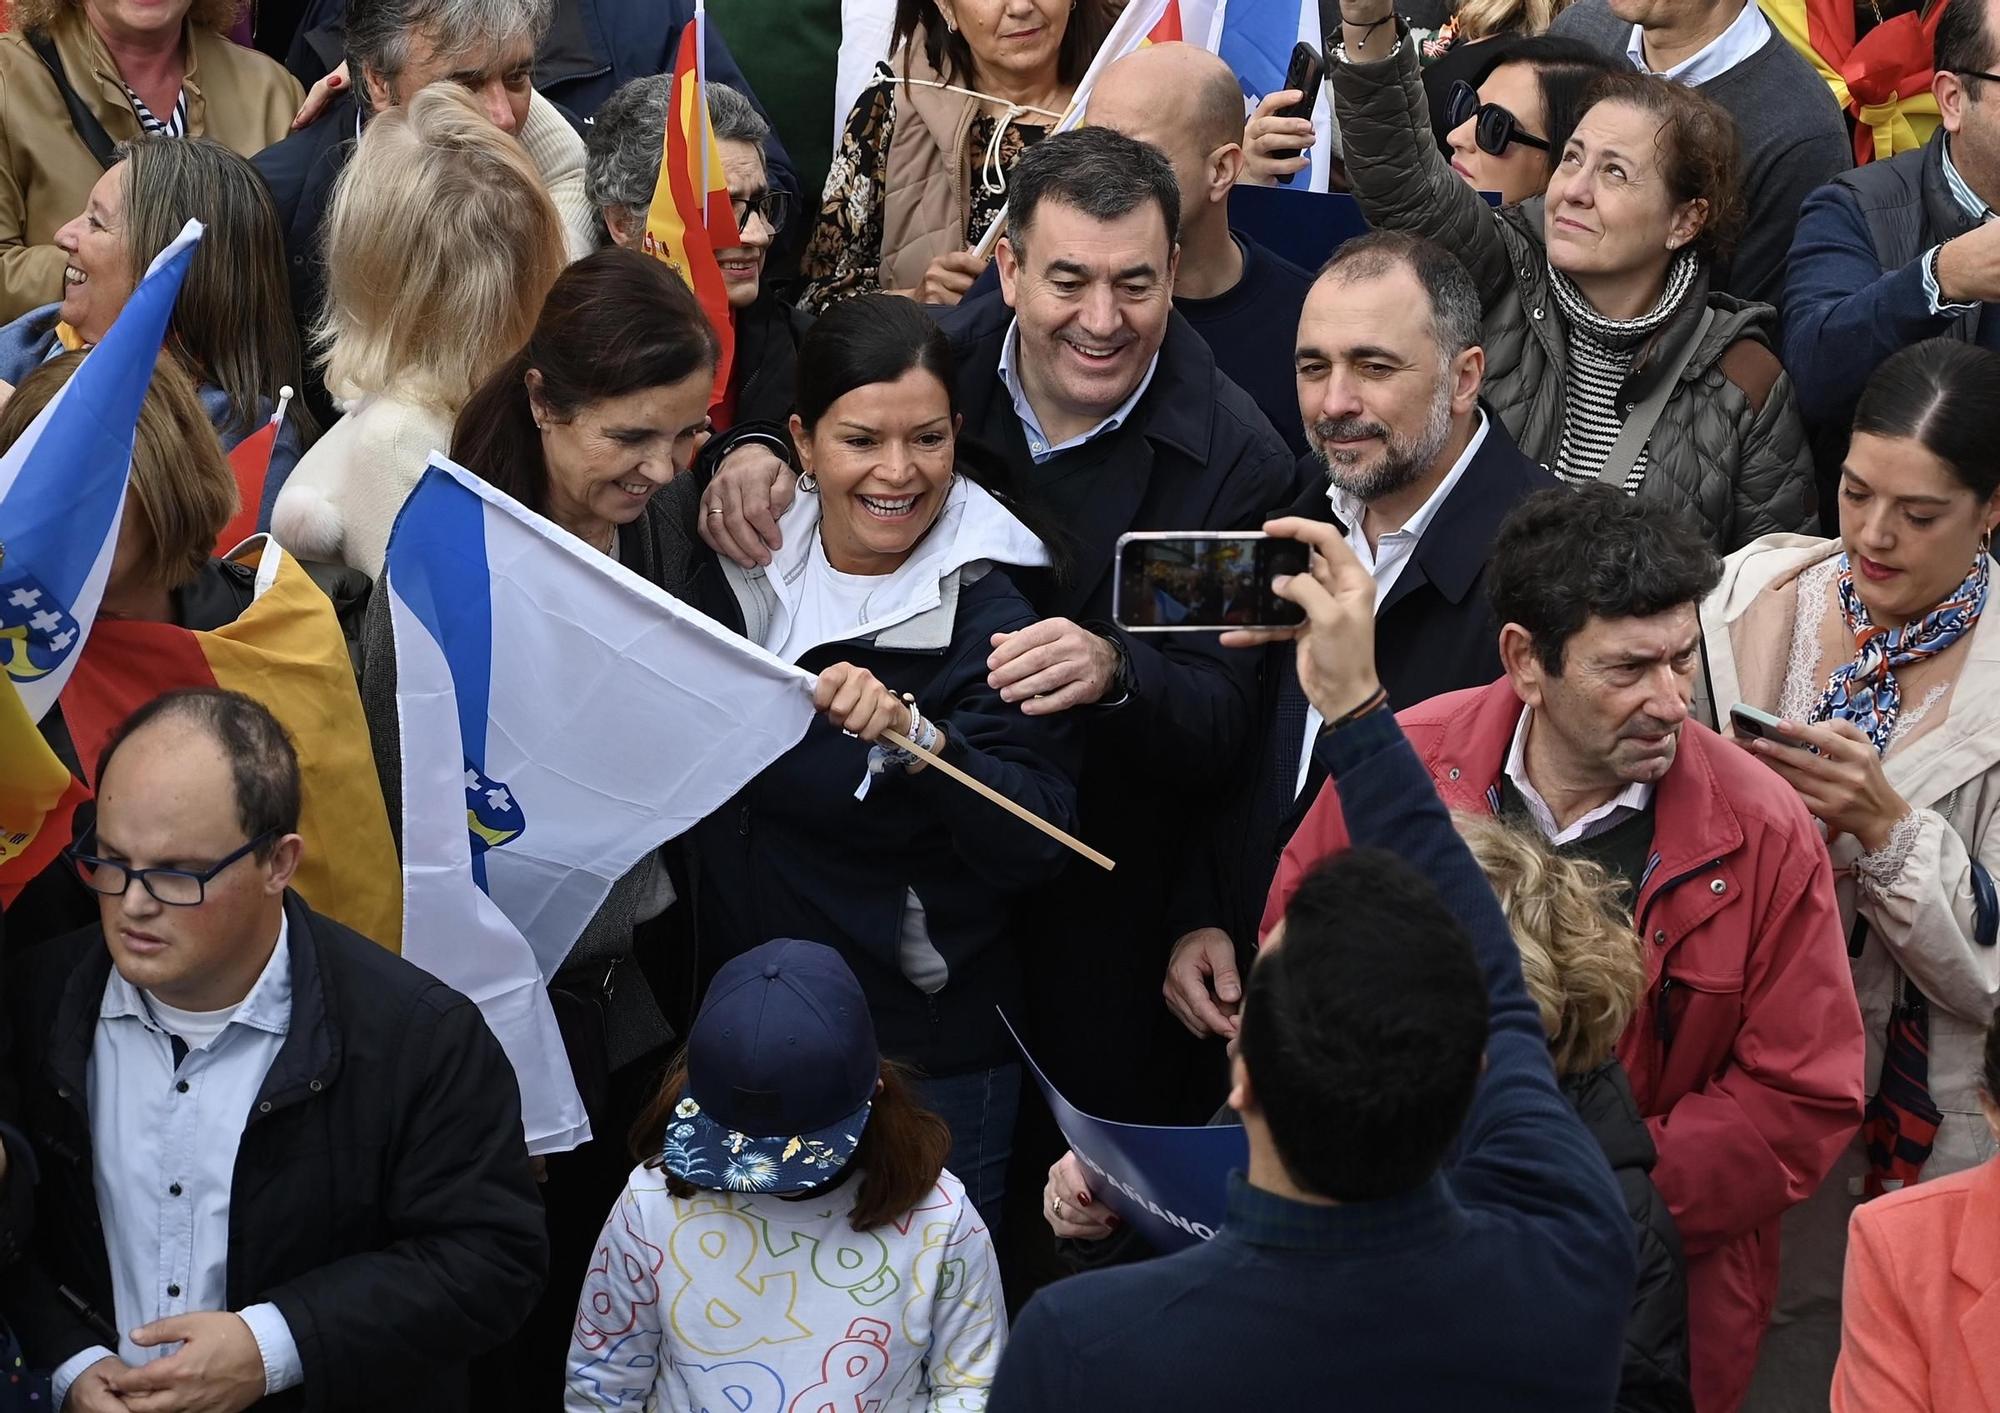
[663,939,879,1194]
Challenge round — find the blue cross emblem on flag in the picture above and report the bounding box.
[0,568,81,684]
[464,761,525,854]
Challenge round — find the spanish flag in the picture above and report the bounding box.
[58,539,402,950]
[1147,0,1184,42]
[214,388,293,556]
[644,4,741,412]
[1760,0,1944,163]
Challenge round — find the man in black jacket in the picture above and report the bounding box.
[1163,230,1555,1039]
[952,129,1297,1132]
[5,689,544,1413]
[1784,0,2000,505]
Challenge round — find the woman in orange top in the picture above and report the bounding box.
[1832,1003,2000,1412]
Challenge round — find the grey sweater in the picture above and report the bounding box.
[1551,0,1852,311]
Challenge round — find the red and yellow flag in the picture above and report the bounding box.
[1759,0,1944,163]
[1145,0,1184,43]
[214,392,293,556]
[59,539,402,949]
[0,676,90,907]
[644,10,741,412]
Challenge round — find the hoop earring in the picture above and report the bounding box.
[798,470,819,494]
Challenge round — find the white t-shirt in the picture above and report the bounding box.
[771,534,894,664]
[565,1164,1004,1411]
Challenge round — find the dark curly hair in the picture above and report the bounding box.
[1489,486,1722,677]
[1576,70,1746,267]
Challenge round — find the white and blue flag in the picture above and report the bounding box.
[0,220,203,720]
[384,455,818,1152]
[1214,0,1337,194]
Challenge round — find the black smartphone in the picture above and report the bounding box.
[1729,703,1818,753]
[1269,41,1324,165]
[1112,532,1311,632]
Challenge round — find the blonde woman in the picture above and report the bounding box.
[1455,813,1692,1413]
[272,81,566,578]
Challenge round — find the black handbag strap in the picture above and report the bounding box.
[26,29,120,171]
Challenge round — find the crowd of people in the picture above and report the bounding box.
[1,0,1998,1408]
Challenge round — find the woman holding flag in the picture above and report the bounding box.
[359,244,725,1405]
[684,293,1083,1234]
[800,0,1113,311]
[0,135,310,524]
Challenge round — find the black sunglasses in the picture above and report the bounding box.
[1446,81,1551,158]
[66,830,276,907]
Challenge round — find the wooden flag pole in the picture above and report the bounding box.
[882,728,1115,872]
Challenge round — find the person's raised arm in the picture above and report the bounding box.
[1314,0,1515,304]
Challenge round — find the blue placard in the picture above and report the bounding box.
[1003,1013,1247,1253]
[1228,183,1504,275]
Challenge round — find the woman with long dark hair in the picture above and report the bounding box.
[685,293,1082,1236]
[356,244,721,1408]
[1703,338,2000,1403]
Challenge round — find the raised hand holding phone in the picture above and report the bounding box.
[1221,517,1382,724]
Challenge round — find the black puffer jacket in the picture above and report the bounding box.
[1327,29,1817,552]
[1564,1061,1693,1413]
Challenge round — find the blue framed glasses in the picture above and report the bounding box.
[66,830,276,906]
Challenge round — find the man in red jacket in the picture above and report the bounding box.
[1264,486,1864,1413]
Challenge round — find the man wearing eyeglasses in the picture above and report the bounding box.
[3,688,546,1413]
[1785,0,2000,524]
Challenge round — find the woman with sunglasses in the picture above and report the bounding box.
[1436,37,1621,206]
[1321,0,1817,554]
[586,77,815,503]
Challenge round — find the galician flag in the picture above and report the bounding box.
[644,1,741,409]
[383,455,818,1152]
[0,220,202,904]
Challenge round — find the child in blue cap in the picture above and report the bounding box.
[564,938,1004,1411]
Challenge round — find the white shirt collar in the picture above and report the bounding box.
[996,319,1161,463]
[1324,410,1489,577]
[1626,0,1770,85]
[759,475,1051,658]
[1502,705,1655,847]
[101,912,294,1039]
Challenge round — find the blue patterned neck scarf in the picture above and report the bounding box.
[1811,551,1990,755]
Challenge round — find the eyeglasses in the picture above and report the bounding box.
[1955,69,2000,85]
[66,831,275,907]
[729,189,794,235]
[1446,81,1551,158]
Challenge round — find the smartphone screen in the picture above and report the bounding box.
[1113,534,1311,632]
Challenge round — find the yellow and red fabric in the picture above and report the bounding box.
[1147,0,1184,43]
[57,539,402,949]
[0,676,90,907]
[1760,0,1947,163]
[644,11,742,414]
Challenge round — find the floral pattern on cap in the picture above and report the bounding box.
[662,1095,874,1194]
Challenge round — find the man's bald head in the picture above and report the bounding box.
[1086,42,1247,169]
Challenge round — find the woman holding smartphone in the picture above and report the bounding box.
[1698,338,2000,1403]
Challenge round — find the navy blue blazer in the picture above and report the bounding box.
[1170,414,1557,950]
[990,709,1637,1413]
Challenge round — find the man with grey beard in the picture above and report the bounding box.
[1162,230,1556,1041]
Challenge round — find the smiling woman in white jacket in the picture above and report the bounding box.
[271,81,567,577]
[1699,339,2000,1410]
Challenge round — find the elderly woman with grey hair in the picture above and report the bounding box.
[588,76,813,484]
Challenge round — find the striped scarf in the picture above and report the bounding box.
[1811,550,1989,754]
[1548,249,1698,492]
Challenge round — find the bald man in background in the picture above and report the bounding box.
[961,42,1315,459]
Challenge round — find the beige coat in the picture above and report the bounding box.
[878,39,978,296]
[1705,534,2000,1409]
[0,5,303,321]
